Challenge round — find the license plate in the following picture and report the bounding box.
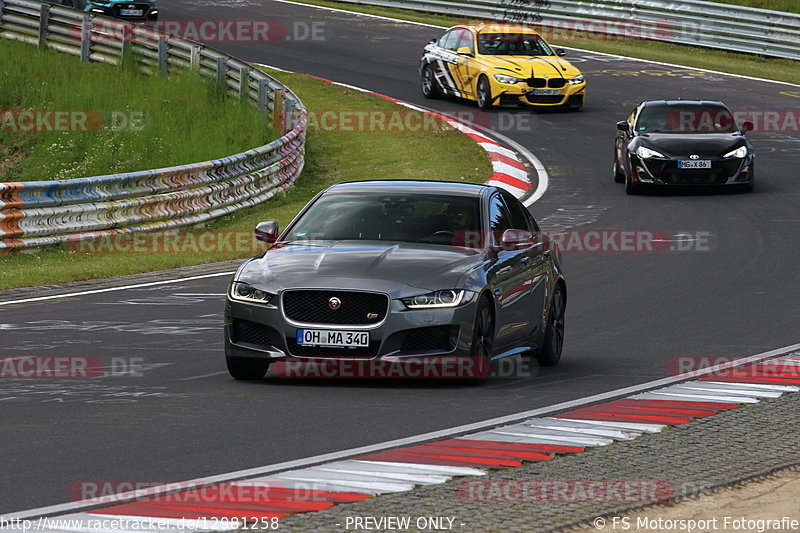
[297,329,369,348]
[533,89,561,95]
[120,8,144,15]
[678,160,711,169]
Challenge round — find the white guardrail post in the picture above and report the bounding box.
[332,0,800,60]
[0,0,307,251]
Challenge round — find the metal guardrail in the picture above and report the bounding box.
[329,0,800,60]
[0,0,307,251]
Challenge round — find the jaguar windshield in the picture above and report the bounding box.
[283,193,482,246]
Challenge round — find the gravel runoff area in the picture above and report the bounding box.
[274,381,800,532]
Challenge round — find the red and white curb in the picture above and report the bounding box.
[260,65,540,202]
[5,352,799,531]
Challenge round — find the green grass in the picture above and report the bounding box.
[0,38,275,181]
[287,0,800,86]
[0,69,492,290]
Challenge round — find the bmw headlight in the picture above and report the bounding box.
[723,146,748,159]
[494,74,525,84]
[567,75,585,85]
[229,282,275,304]
[401,290,475,309]
[636,146,667,159]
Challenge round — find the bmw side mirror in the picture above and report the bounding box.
[556,48,566,57]
[617,121,630,132]
[741,121,754,134]
[255,221,279,243]
[456,46,474,57]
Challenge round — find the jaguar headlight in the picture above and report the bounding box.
[494,74,525,84]
[723,146,748,159]
[636,146,667,159]
[401,290,475,309]
[229,282,275,304]
[567,75,585,85]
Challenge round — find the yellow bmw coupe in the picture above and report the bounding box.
[420,24,586,110]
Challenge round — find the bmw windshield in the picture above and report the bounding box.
[283,193,482,247]
[476,33,554,56]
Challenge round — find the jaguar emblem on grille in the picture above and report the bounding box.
[366,313,378,320]
[328,297,341,310]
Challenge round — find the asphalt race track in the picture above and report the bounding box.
[2,0,800,514]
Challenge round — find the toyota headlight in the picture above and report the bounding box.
[229,282,275,304]
[494,74,525,84]
[567,75,585,85]
[723,146,748,159]
[401,290,475,309]
[636,146,667,159]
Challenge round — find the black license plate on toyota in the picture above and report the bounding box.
[297,329,369,347]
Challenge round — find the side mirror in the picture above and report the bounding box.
[555,48,566,57]
[617,120,630,132]
[255,221,279,244]
[741,121,754,134]
[456,46,474,57]
[500,229,534,251]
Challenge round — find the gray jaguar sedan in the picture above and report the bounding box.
[224,180,566,381]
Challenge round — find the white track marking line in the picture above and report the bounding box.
[177,371,229,381]
[0,272,235,307]
[271,0,800,88]
[6,345,799,519]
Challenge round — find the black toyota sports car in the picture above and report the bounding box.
[613,100,755,194]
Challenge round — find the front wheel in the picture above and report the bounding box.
[613,155,625,184]
[226,356,270,380]
[476,77,493,110]
[421,64,441,99]
[467,297,494,382]
[534,284,565,366]
[624,171,640,195]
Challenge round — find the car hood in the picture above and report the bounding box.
[639,133,746,157]
[238,241,485,297]
[490,55,581,80]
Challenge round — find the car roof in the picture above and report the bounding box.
[455,24,542,36]
[641,99,727,107]
[326,180,491,197]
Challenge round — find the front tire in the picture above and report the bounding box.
[613,154,625,183]
[535,284,565,367]
[421,64,441,99]
[468,296,494,382]
[226,356,270,380]
[476,76,493,110]
[624,170,640,195]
